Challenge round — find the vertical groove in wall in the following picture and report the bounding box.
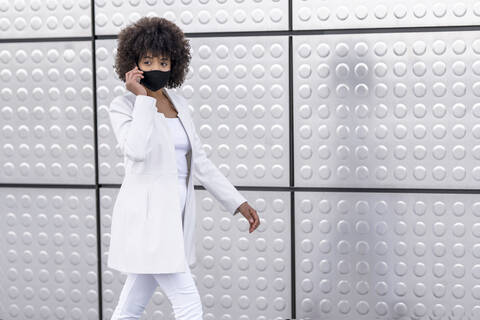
[290,191,296,320]
[288,0,295,318]
[90,1,103,318]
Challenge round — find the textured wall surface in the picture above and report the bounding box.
[1,1,480,320]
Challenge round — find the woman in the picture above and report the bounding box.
[107,17,260,320]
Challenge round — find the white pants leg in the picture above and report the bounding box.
[110,273,158,319]
[110,259,203,320]
[151,260,203,320]
[110,176,202,320]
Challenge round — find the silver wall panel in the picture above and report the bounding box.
[101,187,290,319]
[194,189,291,320]
[94,1,288,35]
[293,0,480,30]
[0,1,92,39]
[97,36,290,187]
[0,188,98,319]
[2,2,480,319]
[293,31,480,189]
[95,39,127,184]
[183,36,290,187]
[0,41,96,184]
[295,191,480,320]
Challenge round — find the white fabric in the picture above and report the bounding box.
[110,258,203,320]
[107,88,248,273]
[166,116,190,225]
[177,175,187,227]
[165,117,191,179]
[109,121,197,320]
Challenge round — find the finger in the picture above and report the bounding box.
[247,209,254,223]
[134,73,144,82]
[127,69,142,76]
[243,207,256,230]
[126,70,136,80]
[252,210,260,228]
[129,71,143,79]
[128,73,143,83]
[250,208,257,221]
[242,206,252,221]
[249,209,257,228]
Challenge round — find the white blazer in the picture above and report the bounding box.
[106,88,247,274]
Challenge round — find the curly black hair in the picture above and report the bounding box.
[113,16,192,88]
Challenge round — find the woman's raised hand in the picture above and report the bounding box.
[125,66,147,96]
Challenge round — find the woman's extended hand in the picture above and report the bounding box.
[236,201,260,233]
[125,66,147,96]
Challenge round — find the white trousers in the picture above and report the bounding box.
[111,176,202,320]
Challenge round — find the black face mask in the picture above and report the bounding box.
[136,63,171,92]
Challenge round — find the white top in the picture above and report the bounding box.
[165,117,191,179]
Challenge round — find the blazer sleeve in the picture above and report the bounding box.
[190,119,247,216]
[108,94,158,162]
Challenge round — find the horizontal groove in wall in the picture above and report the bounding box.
[2,24,480,44]
[1,183,480,194]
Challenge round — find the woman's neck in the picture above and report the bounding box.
[147,87,167,101]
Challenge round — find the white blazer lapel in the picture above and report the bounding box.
[163,88,194,153]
